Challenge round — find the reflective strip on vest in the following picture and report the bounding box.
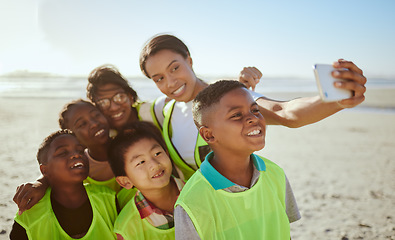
[162,100,210,180]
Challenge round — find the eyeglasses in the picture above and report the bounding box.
[96,92,129,110]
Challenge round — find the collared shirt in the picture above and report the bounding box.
[200,152,265,192]
[174,152,301,240]
[135,177,184,230]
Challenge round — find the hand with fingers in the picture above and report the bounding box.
[332,59,367,108]
[13,181,47,215]
[238,67,262,91]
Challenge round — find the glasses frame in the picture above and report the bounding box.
[96,92,129,110]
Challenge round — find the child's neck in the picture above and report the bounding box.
[51,183,88,209]
[88,144,109,162]
[140,177,180,213]
[210,150,254,188]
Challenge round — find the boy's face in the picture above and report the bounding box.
[95,83,134,130]
[119,138,173,191]
[41,135,89,185]
[66,103,110,148]
[203,87,266,155]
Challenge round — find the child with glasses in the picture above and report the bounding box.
[87,65,153,133]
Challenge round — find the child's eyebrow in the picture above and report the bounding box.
[73,109,97,126]
[53,144,68,152]
[151,60,178,78]
[130,143,162,161]
[226,102,258,113]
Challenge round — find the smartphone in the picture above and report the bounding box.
[313,64,352,102]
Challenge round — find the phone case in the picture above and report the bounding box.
[313,64,352,102]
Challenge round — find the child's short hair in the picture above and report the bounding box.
[108,121,166,177]
[192,80,247,128]
[37,129,75,165]
[139,34,191,78]
[87,64,138,103]
[58,99,94,129]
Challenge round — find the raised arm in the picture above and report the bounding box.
[240,59,367,127]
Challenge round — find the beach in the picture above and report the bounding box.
[0,87,394,239]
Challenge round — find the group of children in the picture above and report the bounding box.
[10,34,367,239]
[11,80,297,239]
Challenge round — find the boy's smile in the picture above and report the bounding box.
[43,135,89,185]
[206,88,266,155]
[122,138,173,190]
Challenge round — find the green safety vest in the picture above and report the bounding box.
[175,156,290,239]
[84,176,121,193]
[114,195,175,240]
[151,99,211,180]
[15,184,117,240]
[116,187,138,210]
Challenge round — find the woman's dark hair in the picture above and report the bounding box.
[87,64,138,102]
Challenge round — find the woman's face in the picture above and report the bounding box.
[144,49,205,103]
[94,83,135,130]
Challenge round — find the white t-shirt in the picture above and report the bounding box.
[152,89,264,170]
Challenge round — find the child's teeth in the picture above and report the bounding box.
[248,130,260,136]
[72,162,83,168]
[112,112,122,118]
[95,129,104,137]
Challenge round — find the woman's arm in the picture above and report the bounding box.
[240,59,367,127]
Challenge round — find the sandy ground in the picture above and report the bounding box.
[0,88,394,239]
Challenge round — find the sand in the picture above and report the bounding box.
[0,88,394,239]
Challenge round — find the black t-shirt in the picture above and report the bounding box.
[10,195,93,239]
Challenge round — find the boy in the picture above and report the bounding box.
[108,121,184,240]
[175,80,300,239]
[14,99,133,215]
[10,130,118,239]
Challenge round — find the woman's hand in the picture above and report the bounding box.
[332,59,367,108]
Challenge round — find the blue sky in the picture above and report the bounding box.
[1,0,394,79]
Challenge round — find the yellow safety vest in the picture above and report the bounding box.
[84,176,121,193]
[116,187,138,210]
[154,99,210,180]
[175,156,290,239]
[114,195,175,240]
[15,184,117,240]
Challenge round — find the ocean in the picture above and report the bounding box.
[1,76,395,112]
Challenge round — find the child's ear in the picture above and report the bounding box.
[39,164,48,177]
[116,176,134,189]
[199,126,215,143]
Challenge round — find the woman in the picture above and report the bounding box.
[138,34,367,179]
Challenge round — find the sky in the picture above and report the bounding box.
[1,0,394,79]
